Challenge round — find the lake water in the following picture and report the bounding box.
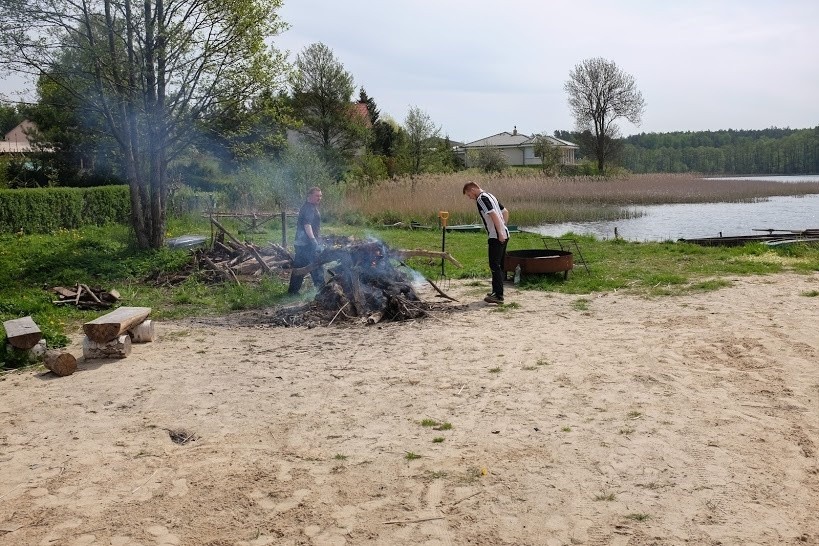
[527,175,819,241]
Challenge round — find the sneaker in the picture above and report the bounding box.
[484,293,504,304]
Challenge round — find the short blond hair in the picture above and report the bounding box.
[462,182,480,194]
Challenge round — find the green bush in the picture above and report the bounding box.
[0,185,130,233]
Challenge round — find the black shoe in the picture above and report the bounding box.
[484,293,504,304]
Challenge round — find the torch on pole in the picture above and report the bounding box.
[438,211,450,286]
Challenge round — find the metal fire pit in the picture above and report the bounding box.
[504,249,574,280]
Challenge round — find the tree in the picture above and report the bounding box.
[0,0,289,248]
[564,57,645,174]
[532,134,563,176]
[402,106,441,176]
[290,43,368,176]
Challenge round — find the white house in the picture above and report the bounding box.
[456,126,578,167]
[0,120,39,154]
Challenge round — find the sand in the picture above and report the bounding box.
[1,273,818,545]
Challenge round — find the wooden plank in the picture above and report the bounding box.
[3,316,43,350]
[83,307,151,343]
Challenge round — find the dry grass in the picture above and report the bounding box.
[340,171,819,226]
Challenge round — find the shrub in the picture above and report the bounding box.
[0,186,130,233]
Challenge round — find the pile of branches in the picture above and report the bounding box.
[52,283,121,310]
[252,238,460,327]
[147,219,293,286]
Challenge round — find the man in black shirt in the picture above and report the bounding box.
[288,187,324,295]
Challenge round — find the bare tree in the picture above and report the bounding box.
[0,0,288,248]
[565,57,645,174]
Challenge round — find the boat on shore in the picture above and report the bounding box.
[445,224,521,233]
[679,229,819,247]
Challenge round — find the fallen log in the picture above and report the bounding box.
[129,320,156,343]
[44,350,77,376]
[3,316,43,350]
[83,306,151,343]
[83,335,131,359]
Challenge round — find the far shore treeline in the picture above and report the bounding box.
[558,126,819,175]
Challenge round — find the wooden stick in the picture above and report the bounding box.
[328,302,349,327]
[210,217,245,247]
[382,516,445,525]
[425,276,459,302]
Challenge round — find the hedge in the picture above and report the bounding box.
[0,185,131,233]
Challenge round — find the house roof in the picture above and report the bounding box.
[463,129,578,149]
[0,120,37,153]
[463,131,531,148]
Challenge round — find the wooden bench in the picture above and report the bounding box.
[83,307,151,343]
[3,316,43,350]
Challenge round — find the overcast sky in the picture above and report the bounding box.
[274,0,819,141]
[2,0,817,142]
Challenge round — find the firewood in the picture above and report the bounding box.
[83,334,131,359]
[129,320,156,343]
[366,311,384,325]
[83,307,151,343]
[2,316,43,350]
[43,350,77,376]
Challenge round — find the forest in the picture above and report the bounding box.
[616,126,819,175]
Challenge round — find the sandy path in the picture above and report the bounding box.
[1,273,818,545]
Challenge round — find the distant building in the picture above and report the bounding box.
[0,120,39,154]
[455,126,578,167]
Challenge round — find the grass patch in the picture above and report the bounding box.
[489,367,501,374]
[570,298,590,311]
[594,492,616,501]
[801,290,819,297]
[405,452,422,461]
[3,199,819,367]
[625,513,650,522]
[420,419,452,431]
[432,437,445,443]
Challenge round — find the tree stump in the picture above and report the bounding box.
[83,335,131,359]
[3,316,43,350]
[129,320,156,343]
[44,350,77,376]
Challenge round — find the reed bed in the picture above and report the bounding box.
[340,171,819,226]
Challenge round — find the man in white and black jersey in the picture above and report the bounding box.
[463,181,510,304]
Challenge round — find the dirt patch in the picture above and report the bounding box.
[1,274,818,545]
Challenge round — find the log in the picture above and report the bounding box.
[83,335,131,359]
[129,320,156,343]
[366,311,384,325]
[44,350,77,376]
[83,306,151,343]
[3,316,43,350]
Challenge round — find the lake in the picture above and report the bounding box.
[527,175,819,241]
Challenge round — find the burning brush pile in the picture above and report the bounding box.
[261,236,458,327]
[151,221,462,328]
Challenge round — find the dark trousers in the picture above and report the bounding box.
[288,244,323,294]
[488,238,508,297]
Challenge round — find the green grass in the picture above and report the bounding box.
[405,452,422,461]
[3,212,819,368]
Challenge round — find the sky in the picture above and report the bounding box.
[2,0,818,142]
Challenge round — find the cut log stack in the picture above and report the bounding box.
[82,306,154,359]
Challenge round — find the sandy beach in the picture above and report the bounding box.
[1,272,818,545]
